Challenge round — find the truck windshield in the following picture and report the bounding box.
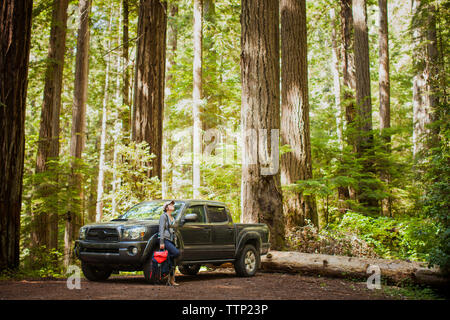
[118,201,183,220]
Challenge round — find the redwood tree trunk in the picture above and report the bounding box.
[192,0,203,199]
[241,0,285,249]
[163,2,178,198]
[280,0,317,229]
[352,0,378,211]
[65,0,91,267]
[378,0,392,216]
[34,0,69,251]
[340,0,356,141]
[339,0,355,202]
[122,0,131,138]
[352,0,373,153]
[412,0,439,157]
[132,0,167,182]
[0,0,33,270]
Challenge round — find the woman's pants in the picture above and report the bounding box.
[163,239,180,275]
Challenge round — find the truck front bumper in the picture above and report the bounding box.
[75,240,147,265]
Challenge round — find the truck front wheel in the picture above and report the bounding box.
[81,262,112,281]
[234,244,259,277]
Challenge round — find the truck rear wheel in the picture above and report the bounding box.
[81,262,112,281]
[234,244,259,277]
[179,264,201,276]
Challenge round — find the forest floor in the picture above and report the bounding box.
[0,267,443,300]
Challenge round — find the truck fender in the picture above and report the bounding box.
[140,233,159,263]
[235,232,262,258]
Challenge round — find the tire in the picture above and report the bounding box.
[81,262,112,281]
[234,244,259,277]
[179,264,201,276]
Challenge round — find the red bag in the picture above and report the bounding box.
[153,250,168,264]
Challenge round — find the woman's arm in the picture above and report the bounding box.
[159,214,167,249]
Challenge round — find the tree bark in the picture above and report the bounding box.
[378,0,392,216]
[330,8,343,151]
[163,2,179,198]
[340,0,356,138]
[132,0,167,182]
[0,0,33,270]
[166,3,178,86]
[193,0,203,199]
[65,0,91,268]
[33,0,69,252]
[412,0,439,157]
[339,0,355,202]
[96,12,113,223]
[352,0,373,153]
[352,0,378,211]
[241,0,285,249]
[122,0,131,138]
[280,0,317,229]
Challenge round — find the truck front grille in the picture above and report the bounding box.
[82,248,119,254]
[86,228,119,242]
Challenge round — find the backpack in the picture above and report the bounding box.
[150,250,171,284]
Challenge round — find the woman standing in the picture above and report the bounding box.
[159,200,180,286]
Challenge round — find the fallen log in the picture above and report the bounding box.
[260,251,448,288]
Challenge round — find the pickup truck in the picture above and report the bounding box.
[74,199,270,282]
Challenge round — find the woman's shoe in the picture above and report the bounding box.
[168,274,179,286]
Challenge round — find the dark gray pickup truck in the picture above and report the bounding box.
[74,199,270,282]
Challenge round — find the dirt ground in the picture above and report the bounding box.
[0,268,402,300]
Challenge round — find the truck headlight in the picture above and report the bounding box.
[122,226,146,240]
[79,226,88,240]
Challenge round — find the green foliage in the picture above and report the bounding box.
[201,158,241,221]
[20,246,65,278]
[103,141,162,219]
[419,108,450,274]
[335,212,440,261]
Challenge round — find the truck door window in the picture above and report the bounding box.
[184,205,206,223]
[206,206,228,223]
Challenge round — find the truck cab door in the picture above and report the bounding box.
[178,205,212,261]
[206,205,235,259]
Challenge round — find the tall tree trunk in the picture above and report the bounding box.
[65,0,91,268]
[330,8,343,150]
[122,0,131,139]
[331,7,349,215]
[0,0,33,270]
[339,0,355,201]
[412,0,439,157]
[352,0,378,212]
[378,0,392,216]
[340,0,356,144]
[132,0,167,182]
[241,0,285,249]
[202,0,218,134]
[352,0,373,154]
[163,2,178,198]
[193,0,203,199]
[166,3,178,86]
[96,12,113,223]
[34,0,69,252]
[280,0,317,229]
